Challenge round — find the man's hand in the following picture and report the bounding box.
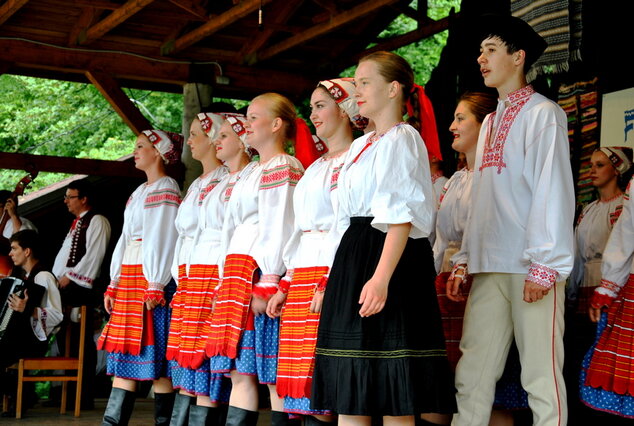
[523,280,549,303]
[58,275,71,289]
[3,198,17,218]
[9,289,28,312]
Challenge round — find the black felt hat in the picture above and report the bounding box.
[477,13,548,69]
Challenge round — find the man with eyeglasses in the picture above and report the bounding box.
[52,177,111,410]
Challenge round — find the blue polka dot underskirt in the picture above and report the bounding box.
[106,282,175,380]
[210,314,279,384]
[580,312,634,419]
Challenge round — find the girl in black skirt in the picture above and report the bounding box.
[310,51,456,426]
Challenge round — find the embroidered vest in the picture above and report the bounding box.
[66,210,97,268]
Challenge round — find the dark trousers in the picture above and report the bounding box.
[58,281,97,408]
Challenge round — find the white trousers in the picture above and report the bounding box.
[452,273,566,426]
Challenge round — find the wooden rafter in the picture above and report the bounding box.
[0,0,30,26]
[85,70,153,135]
[351,14,455,64]
[168,0,208,19]
[0,152,144,179]
[0,38,190,85]
[162,0,272,55]
[0,38,316,98]
[68,7,97,46]
[257,0,399,61]
[78,0,156,45]
[236,0,303,65]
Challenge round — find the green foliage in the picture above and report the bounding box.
[0,75,184,191]
[341,0,460,85]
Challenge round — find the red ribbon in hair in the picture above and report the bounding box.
[294,118,327,169]
[406,84,442,161]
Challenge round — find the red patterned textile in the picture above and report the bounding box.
[166,264,187,362]
[277,266,329,398]
[585,275,634,395]
[98,263,154,355]
[169,263,219,369]
[435,271,472,371]
[205,254,259,359]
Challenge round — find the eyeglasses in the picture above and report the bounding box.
[63,195,79,200]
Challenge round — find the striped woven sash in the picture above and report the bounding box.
[97,263,151,355]
[277,265,329,399]
[206,254,259,359]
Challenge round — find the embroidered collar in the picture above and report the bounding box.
[505,85,535,106]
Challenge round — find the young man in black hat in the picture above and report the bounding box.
[448,14,575,426]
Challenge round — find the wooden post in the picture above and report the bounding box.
[181,83,213,190]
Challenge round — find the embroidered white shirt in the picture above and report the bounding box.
[172,166,227,282]
[433,169,472,274]
[53,211,111,289]
[456,87,575,288]
[110,176,181,289]
[596,179,634,303]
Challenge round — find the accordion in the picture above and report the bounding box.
[0,277,26,341]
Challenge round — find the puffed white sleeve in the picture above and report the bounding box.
[142,181,181,303]
[592,179,634,308]
[67,215,111,288]
[252,157,304,300]
[370,125,434,239]
[522,106,575,289]
[31,271,63,341]
[108,224,127,293]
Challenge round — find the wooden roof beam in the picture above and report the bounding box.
[0,152,144,179]
[350,14,455,64]
[236,0,303,65]
[257,0,399,62]
[0,0,30,26]
[78,0,156,45]
[162,0,272,55]
[68,7,97,46]
[168,0,208,19]
[85,70,153,135]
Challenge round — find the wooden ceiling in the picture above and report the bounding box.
[0,0,453,100]
[0,0,454,178]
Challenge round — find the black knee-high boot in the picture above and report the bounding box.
[225,405,259,426]
[102,388,137,426]
[169,393,194,426]
[154,392,176,426]
[272,410,302,426]
[304,415,336,426]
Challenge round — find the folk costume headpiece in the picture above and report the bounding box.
[477,14,548,69]
[141,129,183,165]
[318,78,368,130]
[225,114,256,159]
[598,146,633,175]
[197,112,225,142]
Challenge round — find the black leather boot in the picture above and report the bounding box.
[304,415,336,426]
[225,405,259,426]
[272,411,303,426]
[102,387,137,426]
[154,392,176,426]
[169,393,194,426]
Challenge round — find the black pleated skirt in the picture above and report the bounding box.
[311,217,457,416]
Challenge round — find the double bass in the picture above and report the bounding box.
[0,170,38,277]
